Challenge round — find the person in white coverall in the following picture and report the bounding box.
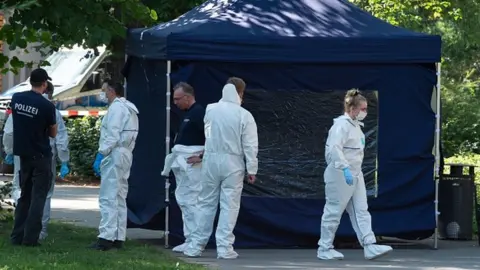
[3,82,70,241]
[183,77,258,259]
[161,82,205,253]
[90,80,139,251]
[317,89,392,260]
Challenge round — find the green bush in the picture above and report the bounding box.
[0,181,14,222]
[65,116,101,178]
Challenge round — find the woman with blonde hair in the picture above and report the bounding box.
[317,89,392,260]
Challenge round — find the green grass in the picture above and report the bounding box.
[0,219,207,270]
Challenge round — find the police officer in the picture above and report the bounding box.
[4,81,70,241]
[9,68,58,247]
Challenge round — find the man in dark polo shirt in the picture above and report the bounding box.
[10,68,58,247]
[161,82,205,253]
[173,82,206,146]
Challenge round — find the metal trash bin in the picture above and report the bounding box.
[438,164,475,240]
[475,183,480,245]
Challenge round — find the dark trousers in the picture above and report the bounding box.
[11,156,52,245]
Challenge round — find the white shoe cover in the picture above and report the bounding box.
[38,232,47,241]
[183,247,202,257]
[364,244,392,260]
[217,250,239,259]
[317,249,345,260]
[172,243,187,253]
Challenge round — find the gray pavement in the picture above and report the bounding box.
[177,241,480,270]
[0,175,161,239]
[2,175,480,270]
[49,184,163,240]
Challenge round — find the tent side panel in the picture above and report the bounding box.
[126,60,437,247]
[180,62,436,247]
[124,57,169,228]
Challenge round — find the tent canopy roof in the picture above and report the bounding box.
[127,0,441,63]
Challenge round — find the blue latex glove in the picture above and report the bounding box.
[343,168,354,186]
[60,162,70,178]
[4,154,14,165]
[93,153,104,177]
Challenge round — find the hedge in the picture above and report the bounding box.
[65,116,101,178]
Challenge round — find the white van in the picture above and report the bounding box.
[0,44,113,125]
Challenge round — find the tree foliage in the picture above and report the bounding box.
[0,0,158,73]
[1,0,479,156]
[350,0,480,156]
[0,0,204,79]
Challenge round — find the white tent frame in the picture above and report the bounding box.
[164,60,172,248]
[161,61,442,249]
[433,62,441,250]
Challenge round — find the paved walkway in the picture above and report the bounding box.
[50,184,162,240]
[1,175,479,270]
[179,241,480,270]
[0,175,160,239]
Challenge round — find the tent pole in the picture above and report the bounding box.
[434,62,441,250]
[124,54,128,99]
[165,60,172,248]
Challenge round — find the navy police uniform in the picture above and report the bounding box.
[10,68,57,246]
[175,102,206,146]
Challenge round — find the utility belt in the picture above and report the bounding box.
[19,153,50,160]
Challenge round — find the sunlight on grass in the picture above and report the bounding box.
[0,220,207,270]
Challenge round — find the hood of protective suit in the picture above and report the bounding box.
[117,97,139,114]
[220,84,241,105]
[334,113,363,127]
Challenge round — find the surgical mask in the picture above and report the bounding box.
[99,92,108,103]
[42,94,49,100]
[357,111,367,121]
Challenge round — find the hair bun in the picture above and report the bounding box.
[346,88,361,98]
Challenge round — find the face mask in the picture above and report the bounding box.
[357,111,367,121]
[99,92,108,103]
[42,94,49,100]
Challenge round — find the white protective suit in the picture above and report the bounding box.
[318,113,392,260]
[98,97,139,242]
[3,110,69,240]
[161,144,204,252]
[184,84,258,259]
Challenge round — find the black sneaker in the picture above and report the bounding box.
[11,237,23,246]
[23,242,41,247]
[88,238,114,251]
[113,240,124,249]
